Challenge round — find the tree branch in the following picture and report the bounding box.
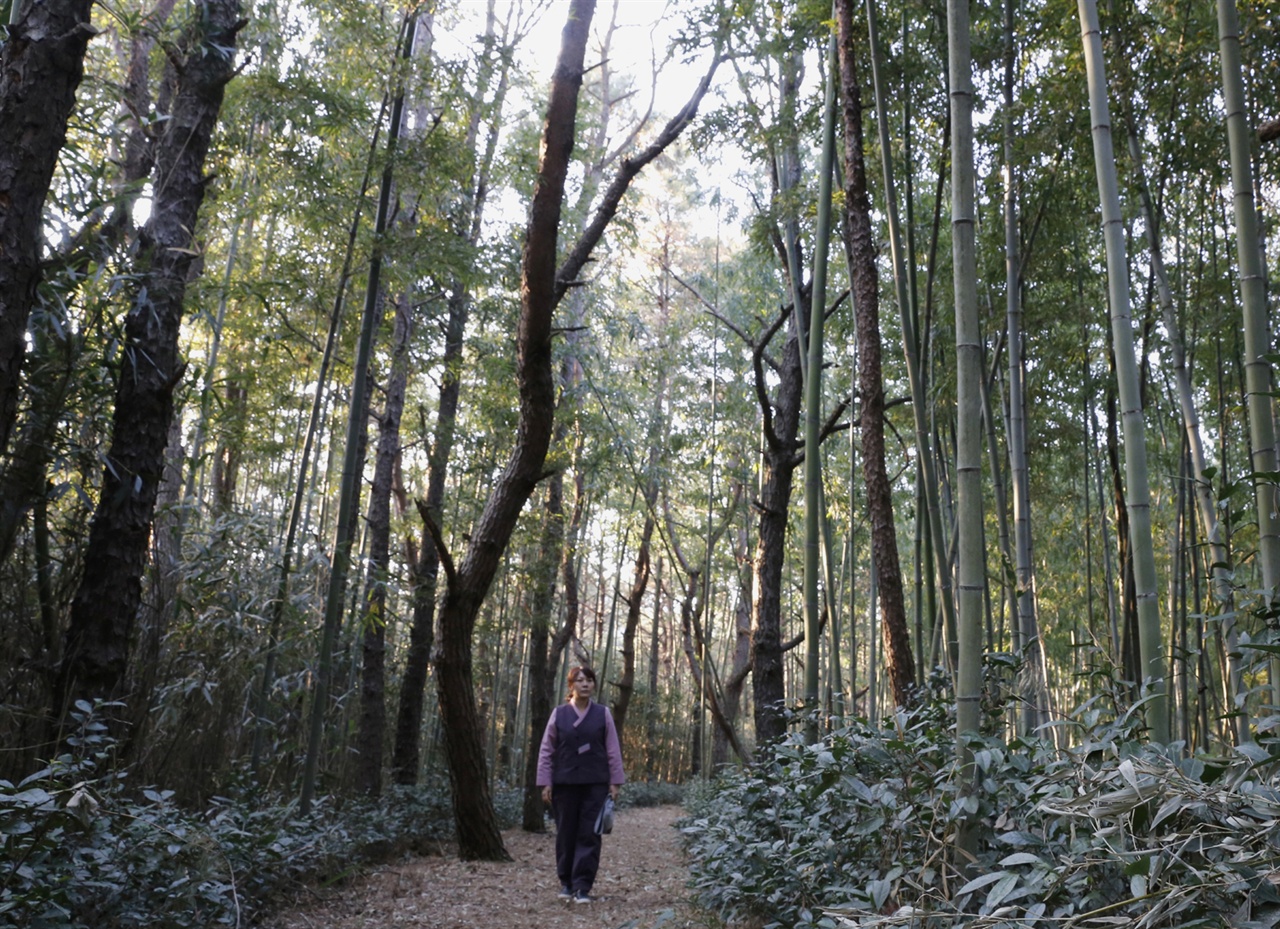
[416,497,457,588]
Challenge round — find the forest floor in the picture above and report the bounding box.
[258,804,712,929]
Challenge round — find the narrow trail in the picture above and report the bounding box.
[260,805,702,929]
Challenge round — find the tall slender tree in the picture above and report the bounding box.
[299,11,417,814]
[836,0,914,711]
[1002,0,1049,736]
[949,0,986,845]
[1078,0,1168,743]
[1216,0,1280,706]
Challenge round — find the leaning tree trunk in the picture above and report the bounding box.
[432,0,595,861]
[53,0,241,726]
[1078,0,1168,743]
[430,0,720,859]
[0,0,96,458]
[836,0,914,711]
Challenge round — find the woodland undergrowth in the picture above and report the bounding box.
[680,685,1280,929]
[0,703,685,929]
[0,703,501,928]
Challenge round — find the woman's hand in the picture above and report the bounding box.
[609,784,620,801]
[541,786,552,804]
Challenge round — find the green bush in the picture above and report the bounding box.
[679,695,1280,929]
[0,710,462,928]
[623,780,685,808]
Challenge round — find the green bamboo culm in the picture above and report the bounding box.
[1077,0,1168,744]
[1215,0,1280,708]
[802,14,839,744]
[948,0,983,756]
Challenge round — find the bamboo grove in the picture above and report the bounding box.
[0,0,1277,865]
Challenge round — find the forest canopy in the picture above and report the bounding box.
[1,0,1279,923]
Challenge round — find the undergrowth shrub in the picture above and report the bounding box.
[680,695,1280,929]
[0,711,470,929]
[624,780,685,808]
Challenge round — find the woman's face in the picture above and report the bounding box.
[571,672,595,699]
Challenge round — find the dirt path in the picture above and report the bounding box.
[259,805,702,929]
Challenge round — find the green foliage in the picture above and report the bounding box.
[623,780,686,809]
[680,694,1280,929]
[0,706,470,929]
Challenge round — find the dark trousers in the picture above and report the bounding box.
[551,782,609,893]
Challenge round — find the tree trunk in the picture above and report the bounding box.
[520,477,563,832]
[751,307,803,746]
[751,47,806,748]
[431,0,595,862]
[0,0,96,457]
[356,294,411,797]
[836,0,914,711]
[300,11,417,812]
[614,511,653,745]
[947,0,980,727]
[614,297,668,746]
[1002,0,1050,737]
[1216,0,1280,708]
[644,556,664,778]
[53,0,241,725]
[1078,0,1168,742]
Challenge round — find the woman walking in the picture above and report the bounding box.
[537,665,625,903]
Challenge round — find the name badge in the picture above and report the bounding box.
[578,743,591,754]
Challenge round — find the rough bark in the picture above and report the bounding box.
[836,0,914,710]
[356,295,411,797]
[54,0,242,723]
[751,304,804,747]
[0,0,96,457]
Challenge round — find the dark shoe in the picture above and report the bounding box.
[558,885,572,900]
[573,890,591,904]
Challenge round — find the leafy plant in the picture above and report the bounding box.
[0,706,469,928]
[680,694,1280,929]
